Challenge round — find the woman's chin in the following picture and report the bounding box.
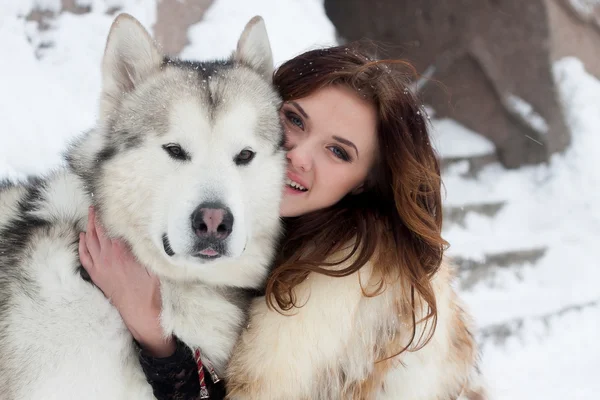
[279,197,305,218]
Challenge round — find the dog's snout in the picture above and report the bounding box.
[191,202,234,240]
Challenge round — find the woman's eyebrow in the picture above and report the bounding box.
[289,101,309,119]
[333,135,359,158]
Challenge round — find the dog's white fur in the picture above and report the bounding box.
[226,246,488,400]
[0,14,284,400]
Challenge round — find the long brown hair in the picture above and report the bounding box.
[264,43,448,354]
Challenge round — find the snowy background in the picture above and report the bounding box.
[1,0,599,398]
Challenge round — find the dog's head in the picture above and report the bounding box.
[69,14,285,287]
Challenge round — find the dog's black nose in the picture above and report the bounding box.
[191,202,234,240]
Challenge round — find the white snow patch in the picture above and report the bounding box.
[0,1,157,180]
[566,0,600,20]
[181,0,338,66]
[440,57,600,399]
[504,93,549,135]
[430,118,496,158]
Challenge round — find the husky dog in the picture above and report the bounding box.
[0,13,284,400]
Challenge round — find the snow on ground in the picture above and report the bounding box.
[0,1,598,398]
[436,57,600,398]
[0,0,157,179]
[430,118,496,158]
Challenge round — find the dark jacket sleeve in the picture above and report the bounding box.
[136,338,226,400]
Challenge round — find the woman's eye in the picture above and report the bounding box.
[286,112,304,130]
[329,146,351,162]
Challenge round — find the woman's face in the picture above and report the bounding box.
[279,85,379,217]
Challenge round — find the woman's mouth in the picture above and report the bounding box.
[285,177,308,193]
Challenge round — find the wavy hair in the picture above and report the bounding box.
[264,43,449,354]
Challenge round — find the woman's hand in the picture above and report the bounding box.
[79,206,176,357]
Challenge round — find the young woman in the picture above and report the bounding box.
[80,43,487,400]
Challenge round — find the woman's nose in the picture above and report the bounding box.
[286,142,312,172]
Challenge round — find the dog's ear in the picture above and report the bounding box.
[234,16,274,80]
[100,13,162,115]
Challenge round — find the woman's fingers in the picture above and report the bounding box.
[93,210,113,251]
[79,232,94,272]
[85,206,101,263]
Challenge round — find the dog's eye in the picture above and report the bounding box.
[162,144,189,161]
[234,149,255,166]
